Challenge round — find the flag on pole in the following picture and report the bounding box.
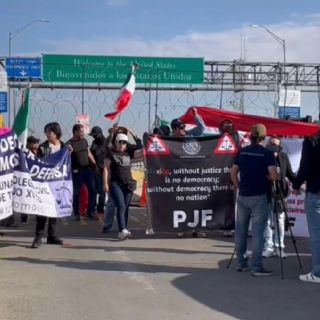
[105,64,137,120]
[12,88,30,147]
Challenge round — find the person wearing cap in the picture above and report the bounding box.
[103,130,143,240]
[218,119,242,237]
[89,126,108,219]
[31,122,66,248]
[68,124,97,221]
[153,125,171,136]
[171,108,207,238]
[230,124,277,276]
[262,136,296,259]
[219,119,242,146]
[171,107,205,138]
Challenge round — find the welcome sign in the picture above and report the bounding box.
[43,54,204,84]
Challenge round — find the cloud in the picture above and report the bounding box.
[105,0,129,7]
[43,15,320,63]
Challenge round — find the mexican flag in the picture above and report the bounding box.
[12,88,30,147]
[105,64,137,120]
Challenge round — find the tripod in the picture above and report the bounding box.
[227,181,302,279]
[272,180,302,279]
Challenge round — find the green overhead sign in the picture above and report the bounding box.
[42,54,204,84]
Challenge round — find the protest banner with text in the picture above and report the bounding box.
[13,147,73,218]
[144,134,237,232]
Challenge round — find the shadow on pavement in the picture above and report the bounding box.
[2,253,317,320]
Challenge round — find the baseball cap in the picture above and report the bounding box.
[251,124,267,137]
[220,119,234,126]
[115,133,128,142]
[27,136,40,144]
[89,126,102,136]
[171,118,185,129]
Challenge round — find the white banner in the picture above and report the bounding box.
[278,89,301,107]
[282,138,308,237]
[0,130,73,220]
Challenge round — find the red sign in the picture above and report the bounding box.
[214,134,238,154]
[145,136,170,155]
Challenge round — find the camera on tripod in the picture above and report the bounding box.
[266,144,282,154]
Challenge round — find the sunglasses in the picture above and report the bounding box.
[117,140,127,144]
[179,125,186,130]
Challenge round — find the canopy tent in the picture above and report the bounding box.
[180,106,319,137]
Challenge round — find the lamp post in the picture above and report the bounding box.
[250,24,287,118]
[8,19,50,56]
[8,19,50,125]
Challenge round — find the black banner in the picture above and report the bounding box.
[144,133,237,232]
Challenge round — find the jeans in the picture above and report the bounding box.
[264,201,285,250]
[72,168,96,217]
[94,172,106,213]
[35,216,56,239]
[235,194,269,272]
[109,182,133,232]
[304,192,320,277]
[104,196,116,230]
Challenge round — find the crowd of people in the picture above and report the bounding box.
[1,107,320,284]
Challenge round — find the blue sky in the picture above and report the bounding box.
[1,0,320,58]
[1,0,320,136]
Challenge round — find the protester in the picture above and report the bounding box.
[102,124,123,233]
[230,124,277,276]
[171,108,207,238]
[219,119,241,144]
[68,124,97,221]
[218,119,242,237]
[26,135,40,155]
[103,124,142,233]
[293,131,320,283]
[171,107,205,138]
[19,136,40,224]
[263,136,296,259]
[103,130,143,240]
[31,122,66,248]
[153,124,171,136]
[89,126,108,219]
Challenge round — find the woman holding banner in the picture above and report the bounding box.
[31,122,66,248]
[103,130,143,240]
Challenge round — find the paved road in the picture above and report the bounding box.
[0,208,319,320]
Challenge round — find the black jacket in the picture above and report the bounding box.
[37,140,65,158]
[276,151,296,198]
[293,133,320,193]
[269,151,296,212]
[90,135,108,170]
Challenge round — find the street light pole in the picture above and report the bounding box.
[8,19,50,126]
[8,19,50,56]
[250,24,287,118]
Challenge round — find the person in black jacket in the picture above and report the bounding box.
[293,131,320,283]
[262,136,296,258]
[89,126,108,218]
[31,122,66,248]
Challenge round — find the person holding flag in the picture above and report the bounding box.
[103,129,143,240]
